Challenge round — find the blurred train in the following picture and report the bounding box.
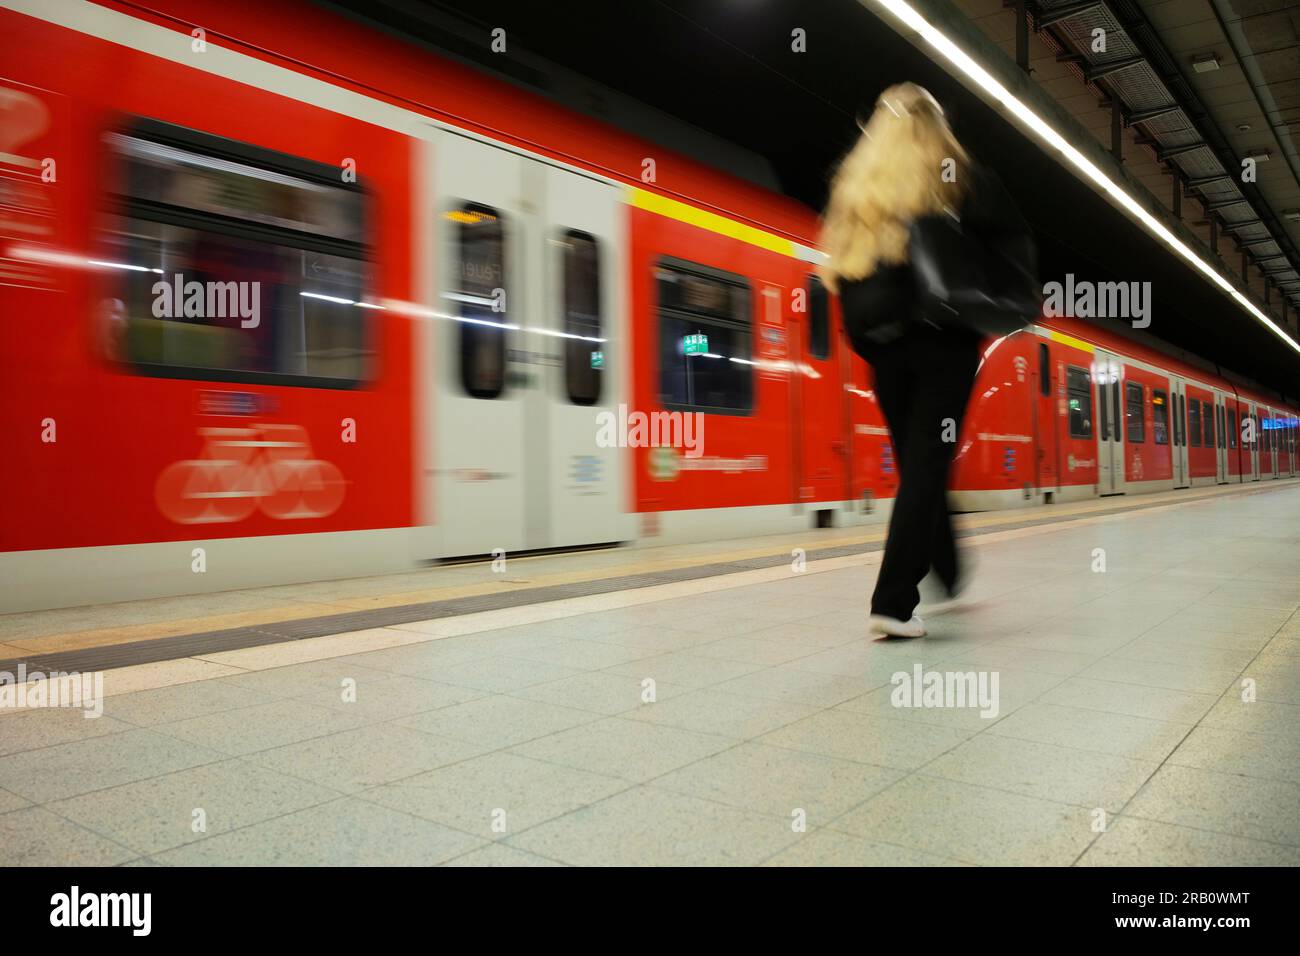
[2,0,1297,613]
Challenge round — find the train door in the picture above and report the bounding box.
[1094,349,1124,494]
[1225,398,1241,482]
[1287,418,1298,477]
[540,165,630,548]
[426,130,624,557]
[791,274,850,507]
[1031,337,1060,498]
[1278,409,1296,477]
[1170,377,1189,488]
[1258,405,1275,478]
[1269,407,1281,477]
[1284,417,1293,476]
[1242,400,1259,480]
[1281,415,1291,477]
[1284,418,1294,478]
[1213,391,1228,483]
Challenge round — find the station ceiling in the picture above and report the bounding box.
[322,0,1300,399]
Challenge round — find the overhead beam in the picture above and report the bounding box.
[1112,100,1123,162]
[1126,105,1180,126]
[1038,1,1106,28]
[1205,198,1249,211]
[1016,0,1028,72]
[1084,56,1146,83]
[1156,142,1207,161]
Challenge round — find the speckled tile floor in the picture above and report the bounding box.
[1,484,1298,866]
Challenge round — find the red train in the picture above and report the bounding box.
[2,0,1297,613]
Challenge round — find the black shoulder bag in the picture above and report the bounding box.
[908,207,1040,339]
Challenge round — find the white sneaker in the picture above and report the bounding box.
[868,614,927,638]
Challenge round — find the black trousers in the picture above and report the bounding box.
[867,326,982,620]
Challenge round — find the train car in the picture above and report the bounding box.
[943,315,1300,510]
[1,0,1296,613]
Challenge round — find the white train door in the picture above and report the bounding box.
[1170,377,1189,488]
[1213,390,1228,483]
[424,130,625,557]
[539,166,631,549]
[1094,350,1124,495]
[1244,402,1259,480]
[1259,405,1275,478]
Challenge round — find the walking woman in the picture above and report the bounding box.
[819,83,1036,638]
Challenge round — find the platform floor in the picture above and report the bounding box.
[2,482,1299,866]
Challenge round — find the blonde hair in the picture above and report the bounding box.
[818,83,969,292]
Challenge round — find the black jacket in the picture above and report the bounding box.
[838,162,1033,359]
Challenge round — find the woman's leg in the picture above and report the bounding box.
[870,332,981,620]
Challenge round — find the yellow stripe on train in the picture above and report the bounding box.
[1047,329,1096,354]
[625,186,799,258]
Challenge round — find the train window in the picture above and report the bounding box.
[1097,372,1110,441]
[1228,409,1237,449]
[1217,405,1226,449]
[808,274,829,361]
[560,230,603,405]
[656,259,753,414]
[1066,366,1092,439]
[1112,380,1122,443]
[1152,390,1169,445]
[102,121,370,387]
[1203,400,1215,448]
[450,202,507,399]
[1038,343,1050,397]
[1125,382,1144,443]
[1188,399,1201,447]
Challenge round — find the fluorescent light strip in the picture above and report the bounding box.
[299,291,355,305]
[532,327,606,343]
[8,246,164,274]
[873,0,1300,355]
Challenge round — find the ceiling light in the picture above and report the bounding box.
[1247,149,1271,162]
[870,0,1300,354]
[1284,210,1300,222]
[1192,54,1221,73]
